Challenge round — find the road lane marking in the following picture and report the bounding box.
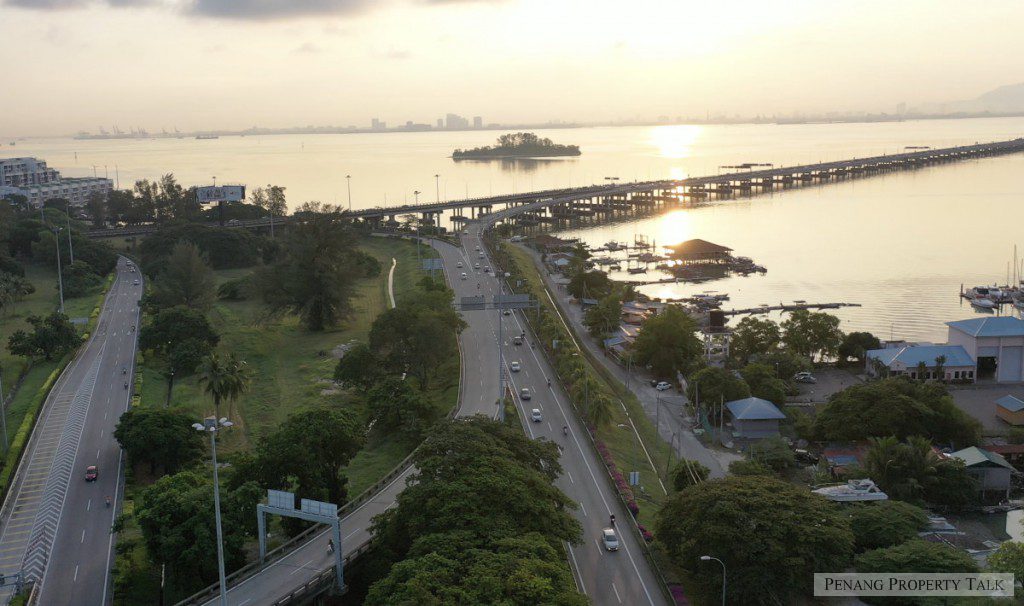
[289,558,316,576]
[566,470,574,485]
[567,544,586,594]
[87,499,91,511]
[594,539,603,556]
[612,582,622,603]
[81,530,86,543]
[73,565,78,582]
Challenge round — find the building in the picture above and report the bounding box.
[948,446,1015,501]
[725,397,785,439]
[985,444,1024,470]
[445,113,469,129]
[865,344,976,382]
[436,119,444,129]
[371,118,386,130]
[995,395,1024,426]
[667,239,733,264]
[1,157,111,208]
[473,116,483,128]
[947,317,1024,382]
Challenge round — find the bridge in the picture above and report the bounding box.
[87,137,1024,239]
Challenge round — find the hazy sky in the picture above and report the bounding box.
[2,0,1023,137]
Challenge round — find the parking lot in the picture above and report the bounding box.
[787,368,863,404]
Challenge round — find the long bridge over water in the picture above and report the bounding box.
[87,137,1024,239]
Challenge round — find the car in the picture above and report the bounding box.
[531,408,542,422]
[655,381,672,391]
[457,261,463,268]
[510,361,521,372]
[484,266,491,273]
[478,252,485,258]
[649,379,660,388]
[793,372,817,384]
[461,272,467,280]
[520,388,531,400]
[602,528,619,551]
[85,465,98,482]
[513,336,523,346]
[475,245,480,251]
[463,230,469,235]
[503,309,511,316]
[475,263,481,269]
[133,279,140,286]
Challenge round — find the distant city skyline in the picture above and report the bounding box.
[2,0,1024,137]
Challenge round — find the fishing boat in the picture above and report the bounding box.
[971,298,997,310]
[812,479,888,502]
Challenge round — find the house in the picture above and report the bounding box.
[948,446,1015,501]
[667,239,733,265]
[985,444,1024,470]
[995,395,1024,426]
[865,344,976,382]
[947,317,1024,382]
[725,397,786,439]
[546,252,575,271]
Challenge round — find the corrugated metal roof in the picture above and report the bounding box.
[950,446,1016,471]
[725,397,786,420]
[947,317,1024,338]
[996,395,1024,412]
[866,344,974,368]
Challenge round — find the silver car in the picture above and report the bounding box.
[602,528,619,551]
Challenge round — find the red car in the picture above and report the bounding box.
[85,466,98,482]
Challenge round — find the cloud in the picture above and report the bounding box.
[386,48,411,59]
[187,0,371,20]
[4,0,89,8]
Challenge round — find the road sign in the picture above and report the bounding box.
[629,471,640,486]
[267,489,295,510]
[301,498,338,518]
[460,295,486,310]
[494,293,532,309]
[196,185,246,203]
[421,259,444,271]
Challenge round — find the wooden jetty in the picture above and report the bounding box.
[721,302,862,316]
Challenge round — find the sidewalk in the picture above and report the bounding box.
[519,245,740,478]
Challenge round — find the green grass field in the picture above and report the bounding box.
[1,264,105,446]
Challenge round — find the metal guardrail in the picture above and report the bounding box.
[175,239,466,606]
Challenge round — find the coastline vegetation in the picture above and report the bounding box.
[453,132,581,159]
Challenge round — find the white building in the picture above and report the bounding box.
[947,317,1024,382]
[1,157,111,208]
[865,344,976,382]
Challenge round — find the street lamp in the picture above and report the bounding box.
[699,555,726,606]
[52,227,65,314]
[434,174,440,203]
[413,190,421,205]
[65,200,74,264]
[345,175,352,211]
[192,416,234,606]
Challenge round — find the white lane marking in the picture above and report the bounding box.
[579,500,586,516]
[81,530,86,543]
[343,529,361,541]
[612,582,622,603]
[73,565,79,582]
[566,470,575,485]
[86,499,91,511]
[594,539,603,556]
[289,558,316,576]
[567,543,586,594]
[96,448,101,459]
[238,600,252,606]
[99,430,104,438]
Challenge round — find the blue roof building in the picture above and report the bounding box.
[865,344,976,382]
[947,317,1024,382]
[725,397,785,439]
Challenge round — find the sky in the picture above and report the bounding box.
[2,0,1023,137]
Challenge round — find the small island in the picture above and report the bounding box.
[452,132,581,160]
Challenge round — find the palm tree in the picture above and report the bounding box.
[197,352,250,420]
[586,393,615,429]
[933,355,947,383]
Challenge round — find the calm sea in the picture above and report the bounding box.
[11,117,1024,342]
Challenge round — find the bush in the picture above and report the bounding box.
[217,275,253,301]
[0,363,66,496]
[849,501,929,552]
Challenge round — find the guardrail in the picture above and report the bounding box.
[175,239,465,605]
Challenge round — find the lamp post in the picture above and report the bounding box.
[193,416,233,606]
[0,362,8,451]
[345,175,352,211]
[699,555,726,606]
[413,190,420,205]
[434,174,440,203]
[53,227,65,314]
[65,201,74,264]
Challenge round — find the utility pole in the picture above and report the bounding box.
[65,201,74,264]
[53,227,65,314]
[346,175,352,211]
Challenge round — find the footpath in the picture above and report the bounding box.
[518,245,740,477]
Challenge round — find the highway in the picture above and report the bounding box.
[201,226,666,605]
[0,258,141,605]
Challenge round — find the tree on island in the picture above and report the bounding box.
[453,132,581,159]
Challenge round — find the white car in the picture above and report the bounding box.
[133,279,140,286]
[530,408,542,423]
[475,245,481,251]
[510,361,521,372]
[793,372,817,384]
[475,263,480,269]
[457,261,463,268]
[602,528,619,551]
[461,272,467,280]
[655,381,672,391]
[478,252,484,258]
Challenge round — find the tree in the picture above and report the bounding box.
[370,287,466,389]
[256,203,372,330]
[731,317,782,364]
[584,294,622,339]
[114,408,205,475]
[197,352,250,418]
[740,363,788,405]
[781,309,843,362]
[61,260,102,298]
[566,270,611,300]
[687,366,750,414]
[656,475,853,605]
[150,241,216,311]
[814,378,980,446]
[584,392,615,429]
[365,533,587,606]
[728,458,773,476]
[237,408,364,508]
[139,306,220,358]
[0,272,33,316]
[933,355,947,382]
[134,470,261,593]
[862,436,977,510]
[334,342,382,390]
[849,501,928,552]
[747,436,795,471]
[855,539,978,575]
[366,376,437,440]
[631,305,703,379]
[988,541,1024,581]
[838,331,881,365]
[85,191,107,228]
[8,312,82,361]
[671,459,709,491]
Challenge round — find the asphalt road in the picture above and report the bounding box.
[205,228,666,605]
[0,258,141,605]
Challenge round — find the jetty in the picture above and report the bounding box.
[721,302,862,316]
